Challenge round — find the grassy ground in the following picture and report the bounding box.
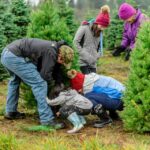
[0,52,150,150]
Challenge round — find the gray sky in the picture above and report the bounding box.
[25,0,40,6]
[25,0,77,6]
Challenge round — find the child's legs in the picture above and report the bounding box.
[59,105,91,119]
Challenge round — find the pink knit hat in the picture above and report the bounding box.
[119,3,136,20]
[94,5,110,27]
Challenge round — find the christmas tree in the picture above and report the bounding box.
[55,0,78,36]
[3,12,17,43]
[104,13,123,49]
[21,0,79,108]
[0,0,30,81]
[121,22,150,132]
[0,20,7,81]
[11,0,30,38]
[0,0,8,50]
[27,0,72,42]
[0,1,10,81]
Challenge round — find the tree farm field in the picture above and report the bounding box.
[0,52,150,150]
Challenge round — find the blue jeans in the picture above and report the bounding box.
[1,48,54,124]
[85,92,123,111]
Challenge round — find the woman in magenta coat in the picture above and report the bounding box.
[112,3,148,60]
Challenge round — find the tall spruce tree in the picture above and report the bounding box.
[104,13,124,49]
[0,1,18,44]
[0,0,7,50]
[0,1,10,81]
[0,21,7,81]
[21,0,79,108]
[121,22,150,132]
[11,0,30,38]
[0,0,30,81]
[55,0,78,36]
[3,12,18,43]
[27,0,72,43]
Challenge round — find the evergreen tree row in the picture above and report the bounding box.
[121,22,150,132]
[0,0,30,81]
[21,0,79,108]
[104,14,124,50]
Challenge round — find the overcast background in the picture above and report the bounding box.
[25,0,150,22]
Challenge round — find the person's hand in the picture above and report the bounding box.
[112,45,126,56]
[56,112,61,117]
[124,48,131,61]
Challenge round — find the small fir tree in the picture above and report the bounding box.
[11,0,30,38]
[104,14,124,49]
[55,0,78,36]
[0,1,10,81]
[3,12,18,43]
[121,22,150,133]
[21,0,79,108]
[0,21,7,51]
[0,0,30,81]
[27,0,72,43]
[0,21,7,81]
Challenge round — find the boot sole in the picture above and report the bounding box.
[67,125,83,134]
[93,120,112,128]
[4,116,25,120]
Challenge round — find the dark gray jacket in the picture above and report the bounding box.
[7,38,63,83]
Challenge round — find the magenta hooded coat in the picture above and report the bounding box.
[121,9,147,49]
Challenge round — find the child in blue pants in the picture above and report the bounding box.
[67,69,125,128]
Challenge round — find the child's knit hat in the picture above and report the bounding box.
[94,5,110,27]
[67,69,85,91]
[118,3,136,20]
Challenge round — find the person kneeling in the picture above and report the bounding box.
[46,89,93,133]
[67,69,125,128]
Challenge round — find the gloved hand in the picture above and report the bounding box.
[48,83,65,99]
[124,48,131,61]
[112,45,126,56]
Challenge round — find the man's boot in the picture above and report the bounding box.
[67,112,83,134]
[4,111,25,120]
[93,104,112,128]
